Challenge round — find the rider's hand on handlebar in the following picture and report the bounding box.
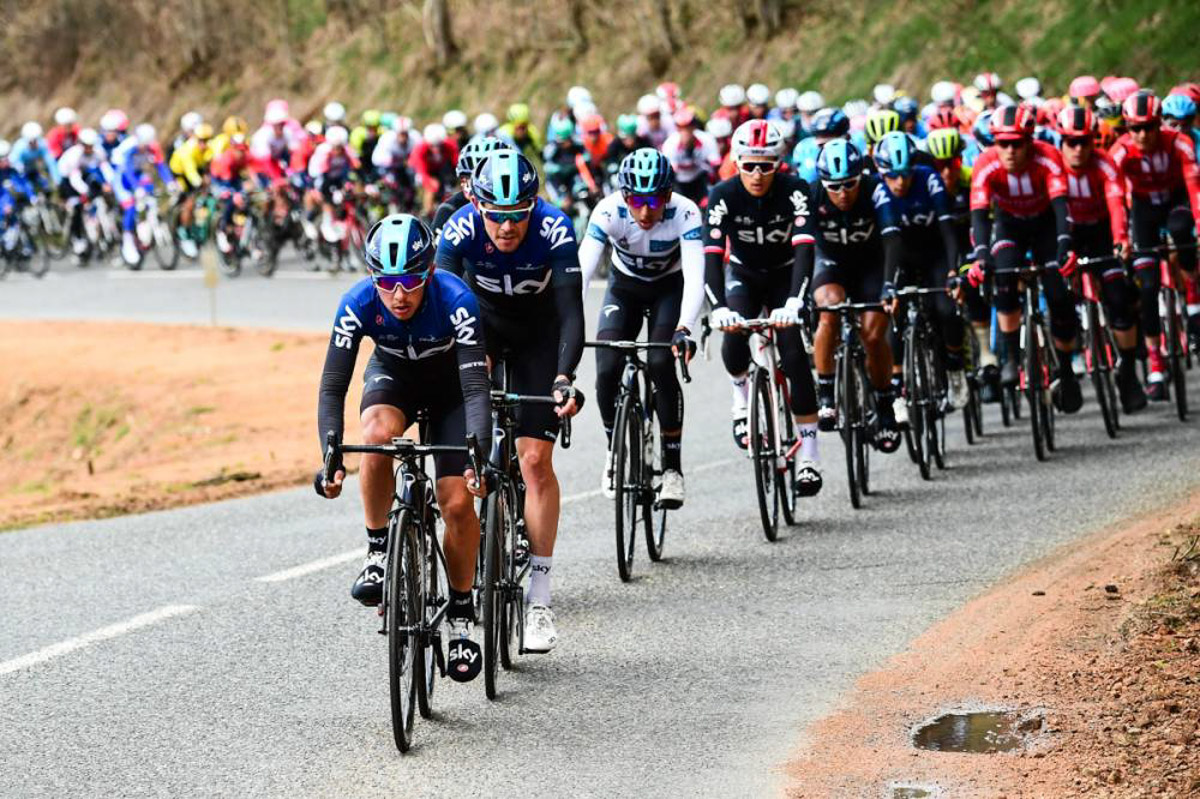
[966,261,987,289]
[553,375,582,418]
[315,468,345,499]
[671,328,697,362]
[768,296,805,327]
[1115,240,1131,262]
[710,306,745,332]
[463,467,488,499]
[880,281,898,315]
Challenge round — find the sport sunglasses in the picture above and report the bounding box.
[822,177,860,193]
[371,267,432,293]
[480,202,535,224]
[623,193,667,210]
[1062,136,1093,148]
[738,160,778,175]
[1129,123,1159,134]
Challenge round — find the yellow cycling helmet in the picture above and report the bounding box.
[925,127,962,161]
[864,109,901,145]
[506,103,531,125]
[222,116,249,137]
[194,123,214,141]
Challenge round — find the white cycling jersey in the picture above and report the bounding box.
[579,192,706,333]
[372,129,423,170]
[661,130,720,185]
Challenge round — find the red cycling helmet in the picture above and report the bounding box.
[927,107,959,131]
[673,106,697,128]
[1122,90,1162,125]
[1107,78,1141,105]
[1069,75,1101,101]
[1057,105,1094,138]
[989,104,1035,140]
[1171,83,1200,104]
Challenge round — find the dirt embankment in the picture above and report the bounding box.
[783,496,1200,797]
[0,321,364,530]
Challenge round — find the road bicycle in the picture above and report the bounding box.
[893,286,950,480]
[586,334,690,581]
[127,191,179,271]
[1073,254,1124,438]
[992,264,1058,461]
[819,302,882,510]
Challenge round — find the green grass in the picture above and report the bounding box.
[71,405,122,455]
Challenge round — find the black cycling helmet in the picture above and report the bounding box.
[456,136,511,179]
[810,108,850,138]
[618,147,674,195]
[364,213,436,276]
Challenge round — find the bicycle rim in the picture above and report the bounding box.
[1168,297,1188,421]
[1042,340,1057,452]
[481,495,503,700]
[388,510,418,752]
[1026,333,1046,462]
[909,329,931,480]
[856,364,871,495]
[926,347,946,470]
[613,398,639,581]
[776,378,797,526]
[647,505,667,562]
[416,518,445,720]
[838,354,861,509]
[750,369,779,541]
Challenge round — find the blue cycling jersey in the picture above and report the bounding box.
[436,197,579,315]
[872,165,953,241]
[330,270,482,362]
[0,166,34,202]
[792,137,820,183]
[10,138,60,184]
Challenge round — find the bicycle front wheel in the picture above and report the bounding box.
[1024,324,1047,462]
[416,513,446,720]
[749,368,780,541]
[1087,304,1119,439]
[775,375,798,526]
[612,395,641,581]
[387,509,420,752]
[903,326,931,480]
[1164,289,1188,421]
[837,352,861,510]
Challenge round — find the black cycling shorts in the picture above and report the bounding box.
[482,310,561,442]
[360,352,469,477]
[811,245,885,303]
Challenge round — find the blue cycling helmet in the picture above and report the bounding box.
[618,147,674,195]
[873,131,916,175]
[1163,93,1198,121]
[471,149,539,206]
[810,108,850,138]
[973,109,995,146]
[456,136,511,179]
[364,213,435,275]
[894,96,920,122]
[816,138,863,181]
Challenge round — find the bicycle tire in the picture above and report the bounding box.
[1025,324,1047,462]
[612,395,641,580]
[904,326,931,480]
[1165,290,1188,421]
[775,375,798,527]
[498,482,522,671]
[749,368,780,541]
[481,492,504,700]
[647,505,667,562]
[837,351,861,509]
[21,225,51,278]
[387,509,419,752]
[39,202,69,260]
[855,362,871,495]
[1088,304,1118,439]
[151,217,179,271]
[1042,334,1058,452]
[963,374,977,445]
[416,513,446,720]
[926,346,946,471]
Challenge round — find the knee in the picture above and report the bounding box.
[519,445,556,488]
[438,485,477,531]
[646,349,675,385]
[362,412,403,445]
[721,334,750,373]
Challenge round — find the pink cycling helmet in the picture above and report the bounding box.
[1068,75,1101,101]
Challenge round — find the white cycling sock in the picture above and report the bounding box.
[527,556,552,606]
[730,374,749,415]
[799,422,819,462]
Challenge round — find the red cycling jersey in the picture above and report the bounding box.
[1108,128,1200,228]
[969,139,1067,218]
[408,139,460,195]
[211,146,252,183]
[1063,151,1129,244]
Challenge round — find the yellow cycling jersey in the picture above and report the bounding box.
[169,137,214,188]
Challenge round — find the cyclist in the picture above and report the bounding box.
[409,123,459,218]
[1162,93,1199,147]
[436,150,585,653]
[604,115,652,188]
[580,148,704,505]
[471,113,501,143]
[579,114,613,175]
[714,84,749,129]
[966,104,1082,413]
[973,73,1011,110]
[172,111,203,157]
[372,116,421,210]
[499,103,544,166]
[746,84,772,121]
[444,110,470,153]
[251,102,302,186]
[113,124,176,266]
[98,109,129,159]
[704,120,824,492]
[636,94,674,150]
[1057,105,1147,412]
[168,122,215,258]
[350,109,384,181]
[56,128,116,260]
[871,131,968,409]
[210,116,248,159]
[1109,90,1200,387]
[432,136,510,235]
[807,139,903,451]
[316,213,491,681]
[543,117,598,216]
[661,107,720,205]
[0,140,35,257]
[47,107,79,158]
[793,108,850,183]
[209,131,255,255]
[11,122,61,197]
[796,91,825,136]
[308,125,360,244]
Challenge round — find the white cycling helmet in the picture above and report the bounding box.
[442,109,468,130]
[873,83,897,106]
[730,119,784,160]
[54,107,77,127]
[719,84,747,108]
[180,111,202,134]
[304,119,324,137]
[1015,77,1042,101]
[323,101,346,123]
[21,121,43,141]
[100,109,128,133]
[571,101,598,123]
[394,115,413,133]
[746,83,771,107]
[974,72,1002,92]
[930,80,958,105]
[325,125,349,147]
[264,105,289,126]
[566,86,593,109]
[78,128,99,147]
[842,99,870,120]
[775,88,799,111]
[706,116,733,138]
[0,140,11,159]
[637,94,661,116]
[134,124,157,147]
[423,123,447,145]
[797,91,824,114]
[473,112,499,135]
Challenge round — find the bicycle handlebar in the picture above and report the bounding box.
[584,339,692,383]
[489,391,573,449]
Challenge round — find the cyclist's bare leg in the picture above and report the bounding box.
[813,283,846,374]
[517,437,559,557]
[997,309,1022,334]
[437,476,480,593]
[360,405,406,529]
[861,311,893,389]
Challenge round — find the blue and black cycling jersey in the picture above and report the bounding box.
[435,197,585,378]
[871,165,959,278]
[316,270,491,454]
[0,165,34,204]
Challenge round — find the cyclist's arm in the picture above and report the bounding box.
[578,202,612,287]
[703,189,730,308]
[552,246,585,378]
[928,169,960,269]
[1175,134,1200,230]
[452,294,492,456]
[678,224,706,333]
[882,231,903,286]
[434,218,467,277]
[1099,157,1130,245]
[316,300,364,455]
[968,155,995,265]
[41,143,61,184]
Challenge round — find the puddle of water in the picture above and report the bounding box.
[892,788,933,798]
[912,710,1042,753]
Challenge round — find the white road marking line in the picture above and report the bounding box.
[254,457,740,584]
[254,549,362,583]
[272,272,355,281]
[106,270,202,280]
[0,604,200,676]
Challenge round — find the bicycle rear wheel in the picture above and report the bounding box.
[1024,324,1047,462]
[612,395,642,580]
[838,352,861,509]
[904,327,931,480]
[1087,304,1119,439]
[387,509,420,752]
[481,492,506,700]
[1164,289,1188,421]
[775,376,798,526]
[749,368,780,541]
[416,514,446,720]
[926,346,947,470]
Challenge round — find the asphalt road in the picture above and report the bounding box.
[4,262,1200,797]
